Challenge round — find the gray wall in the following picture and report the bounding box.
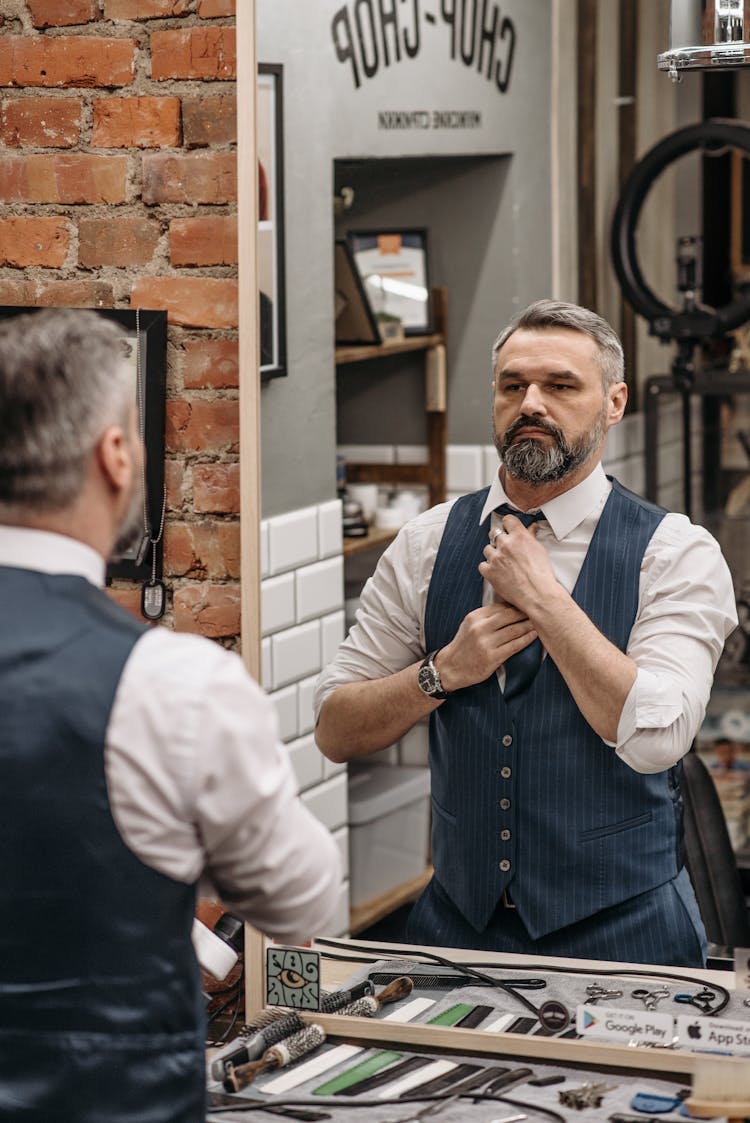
[257,0,554,515]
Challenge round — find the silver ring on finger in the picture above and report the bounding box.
[490,528,503,548]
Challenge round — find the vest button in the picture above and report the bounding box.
[500,829,511,841]
[500,766,511,779]
[499,859,511,872]
[499,798,511,810]
[502,734,513,747]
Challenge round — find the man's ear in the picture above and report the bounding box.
[95,425,132,494]
[607,381,628,426]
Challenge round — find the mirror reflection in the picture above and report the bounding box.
[257,1,750,975]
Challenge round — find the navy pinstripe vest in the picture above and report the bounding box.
[0,568,204,1122]
[424,479,685,939]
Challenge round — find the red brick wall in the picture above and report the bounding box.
[0,1,240,645]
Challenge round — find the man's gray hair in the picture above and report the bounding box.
[0,308,135,512]
[492,299,625,389]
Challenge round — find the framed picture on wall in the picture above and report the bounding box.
[334,239,380,345]
[258,63,287,380]
[0,305,167,589]
[347,228,432,336]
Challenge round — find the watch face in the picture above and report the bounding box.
[418,664,438,695]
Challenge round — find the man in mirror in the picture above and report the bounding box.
[0,308,341,1123]
[315,299,736,967]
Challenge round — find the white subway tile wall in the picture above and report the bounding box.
[261,572,296,638]
[268,506,319,576]
[261,501,350,934]
[318,499,343,560]
[286,733,324,792]
[296,674,318,737]
[296,557,344,624]
[270,683,298,743]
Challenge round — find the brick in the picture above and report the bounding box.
[192,463,239,513]
[92,96,180,148]
[198,0,236,15]
[142,151,236,205]
[28,0,98,27]
[0,280,36,305]
[79,217,160,267]
[181,95,236,147]
[164,522,240,579]
[173,583,240,638]
[169,216,237,267]
[0,217,69,267]
[151,27,236,81]
[36,280,114,307]
[131,277,238,328]
[0,154,128,204]
[182,337,238,389]
[166,398,239,454]
[104,0,193,17]
[165,458,186,512]
[1,97,82,147]
[0,37,135,89]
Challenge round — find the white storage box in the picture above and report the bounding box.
[348,764,430,909]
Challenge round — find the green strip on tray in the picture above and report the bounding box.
[313,1050,402,1096]
[312,1003,476,1096]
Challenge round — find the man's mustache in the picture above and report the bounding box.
[504,415,563,443]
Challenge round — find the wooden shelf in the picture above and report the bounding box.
[349,866,433,936]
[342,527,399,557]
[335,333,444,365]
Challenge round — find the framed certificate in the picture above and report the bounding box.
[348,228,432,336]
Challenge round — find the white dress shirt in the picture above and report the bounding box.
[0,526,341,944]
[315,465,737,774]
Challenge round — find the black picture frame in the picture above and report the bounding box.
[347,228,432,336]
[258,63,287,380]
[334,239,380,345]
[0,305,167,585]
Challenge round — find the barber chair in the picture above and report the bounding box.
[682,747,750,953]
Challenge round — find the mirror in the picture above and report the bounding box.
[241,2,746,1013]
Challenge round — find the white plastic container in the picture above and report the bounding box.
[347,764,431,908]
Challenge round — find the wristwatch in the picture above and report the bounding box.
[417,650,450,700]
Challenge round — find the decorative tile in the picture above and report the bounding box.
[261,572,296,637]
[297,674,318,736]
[286,733,324,792]
[268,507,319,576]
[446,445,483,492]
[318,499,343,560]
[301,773,348,831]
[269,684,298,743]
[271,621,321,690]
[261,637,272,692]
[296,557,344,625]
[321,610,345,666]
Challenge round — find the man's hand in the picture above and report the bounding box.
[478,514,557,614]
[436,603,537,692]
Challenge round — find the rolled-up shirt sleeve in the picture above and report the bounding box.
[615,514,737,773]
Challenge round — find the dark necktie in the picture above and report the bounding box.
[494,504,546,702]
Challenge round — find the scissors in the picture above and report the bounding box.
[674,987,720,1015]
[630,987,669,1010]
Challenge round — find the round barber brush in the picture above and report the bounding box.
[223,1023,326,1092]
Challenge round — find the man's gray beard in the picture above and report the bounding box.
[110,478,145,562]
[496,413,606,485]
